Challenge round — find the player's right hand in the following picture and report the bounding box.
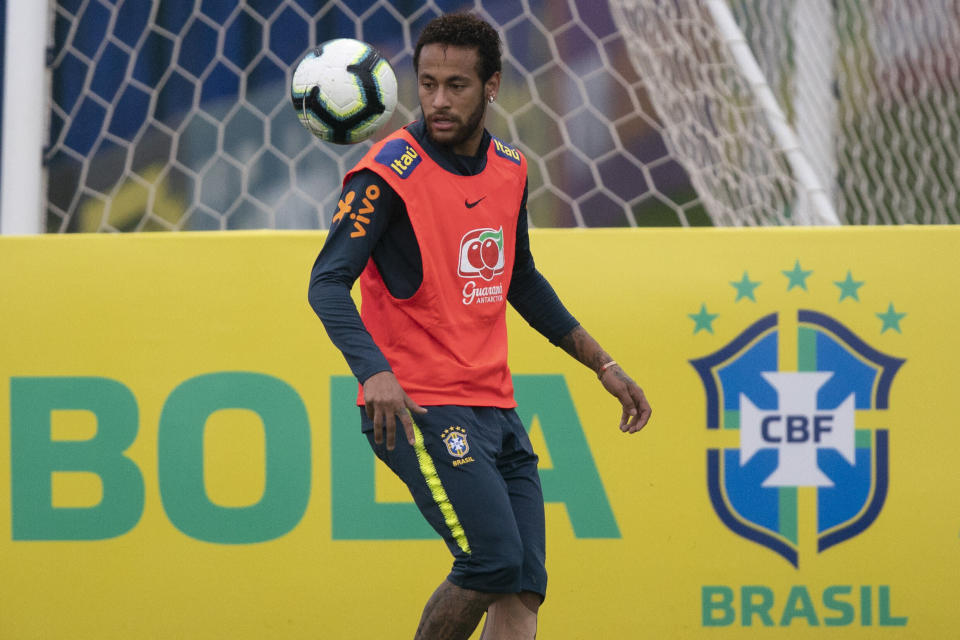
[362,371,427,450]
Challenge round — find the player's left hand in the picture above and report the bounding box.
[600,365,651,433]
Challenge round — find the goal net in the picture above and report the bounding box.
[611,0,960,225]
[36,0,960,231]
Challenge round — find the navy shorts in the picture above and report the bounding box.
[362,405,547,598]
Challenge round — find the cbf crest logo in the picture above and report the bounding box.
[442,426,470,458]
[689,262,906,566]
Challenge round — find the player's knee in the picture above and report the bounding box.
[455,533,525,592]
[482,535,526,590]
[517,590,542,614]
[491,537,526,588]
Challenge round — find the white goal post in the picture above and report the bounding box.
[0,0,48,235]
[702,0,839,226]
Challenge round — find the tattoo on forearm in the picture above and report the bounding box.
[559,325,611,373]
[558,326,587,360]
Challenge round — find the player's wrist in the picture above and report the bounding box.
[597,360,618,380]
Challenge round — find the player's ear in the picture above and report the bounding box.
[485,71,501,103]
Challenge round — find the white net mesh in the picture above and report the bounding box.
[44,0,960,230]
[611,0,809,225]
[831,0,960,224]
[44,0,709,232]
[611,0,960,225]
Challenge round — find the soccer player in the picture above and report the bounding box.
[308,12,651,640]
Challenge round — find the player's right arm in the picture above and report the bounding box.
[307,169,422,448]
[307,168,392,381]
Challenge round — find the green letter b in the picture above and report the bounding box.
[10,377,144,540]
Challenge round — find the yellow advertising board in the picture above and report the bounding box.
[0,227,957,638]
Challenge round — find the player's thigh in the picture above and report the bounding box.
[364,407,524,562]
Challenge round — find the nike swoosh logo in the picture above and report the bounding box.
[465,196,486,209]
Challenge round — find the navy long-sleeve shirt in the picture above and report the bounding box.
[308,120,579,384]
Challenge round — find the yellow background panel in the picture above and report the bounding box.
[1,228,957,638]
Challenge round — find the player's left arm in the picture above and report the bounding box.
[556,326,652,433]
[506,183,651,433]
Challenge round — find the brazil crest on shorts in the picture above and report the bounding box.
[689,265,905,567]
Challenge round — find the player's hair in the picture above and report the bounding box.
[413,13,502,82]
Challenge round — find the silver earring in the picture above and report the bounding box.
[488,95,495,103]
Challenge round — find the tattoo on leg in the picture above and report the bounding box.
[415,580,497,640]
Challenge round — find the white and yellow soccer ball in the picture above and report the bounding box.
[291,38,398,144]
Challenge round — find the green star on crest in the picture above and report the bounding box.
[876,302,907,333]
[689,303,719,334]
[782,259,813,291]
[730,271,761,302]
[834,270,865,301]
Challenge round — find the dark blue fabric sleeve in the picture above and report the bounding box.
[307,169,400,383]
[507,184,580,345]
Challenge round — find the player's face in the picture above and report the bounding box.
[417,43,500,156]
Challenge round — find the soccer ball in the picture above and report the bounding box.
[290,39,398,144]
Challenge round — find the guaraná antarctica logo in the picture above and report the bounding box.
[458,227,505,282]
[689,260,906,567]
[458,227,506,305]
